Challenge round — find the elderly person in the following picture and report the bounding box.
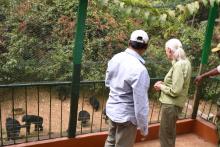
[154,38,192,147]
[105,30,150,147]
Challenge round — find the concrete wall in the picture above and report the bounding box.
[10,118,217,147]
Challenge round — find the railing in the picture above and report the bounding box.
[0,78,196,146]
[195,78,220,124]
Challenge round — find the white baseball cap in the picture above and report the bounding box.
[212,43,220,52]
[130,30,149,44]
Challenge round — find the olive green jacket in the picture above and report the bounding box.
[159,59,192,107]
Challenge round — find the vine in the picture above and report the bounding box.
[95,0,219,23]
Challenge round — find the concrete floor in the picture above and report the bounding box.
[135,133,215,147]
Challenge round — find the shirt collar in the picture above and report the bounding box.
[125,48,145,64]
[172,60,176,65]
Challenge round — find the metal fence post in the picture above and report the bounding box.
[192,2,218,119]
[68,0,88,137]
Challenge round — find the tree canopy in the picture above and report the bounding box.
[0,0,219,83]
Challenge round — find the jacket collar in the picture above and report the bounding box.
[125,48,145,64]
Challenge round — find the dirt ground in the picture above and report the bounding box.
[0,87,110,141]
[0,87,217,144]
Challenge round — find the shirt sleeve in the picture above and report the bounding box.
[131,70,150,133]
[217,65,220,73]
[160,62,184,98]
[105,60,112,87]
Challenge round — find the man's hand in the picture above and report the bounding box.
[140,126,148,136]
[194,76,204,85]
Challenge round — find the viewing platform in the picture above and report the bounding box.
[8,118,217,147]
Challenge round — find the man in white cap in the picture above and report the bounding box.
[194,43,220,147]
[104,30,150,147]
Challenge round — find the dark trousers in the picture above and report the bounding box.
[159,104,181,147]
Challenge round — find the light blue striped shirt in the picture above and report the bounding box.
[105,48,150,134]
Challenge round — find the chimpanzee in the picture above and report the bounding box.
[56,85,70,101]
[89,96,99,111]
[78,110,90,125]
[6,117,21,140]
[102,107,109,123]
[22,115,43,134]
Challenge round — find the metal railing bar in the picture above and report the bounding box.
[25,87,28,142]
[99,87,105,132]
[0,98,3,146]
[37,87,40,140]
[0,81,103,88]
[0,78,166,88]
[157,103,162,122]
[184,99,190,118]
[49,87,52,139]
[207,102,213,121]
[149,100,155,123]
[80,90,86,134]
[90,84,95,133]
[60,90,63,137]
[12,88,15,144]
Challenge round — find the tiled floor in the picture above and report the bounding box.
[135,133,215,147]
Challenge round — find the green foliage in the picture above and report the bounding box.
[199,78,220,102]
[0,0,214,83]
[0,0,77,83]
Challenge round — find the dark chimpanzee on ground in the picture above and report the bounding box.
[6,117,21,140]
[89,96,99,111]
[22,115,43,134]
[56,85,71,101]
[102,107,109,123]
[78,110,90,126]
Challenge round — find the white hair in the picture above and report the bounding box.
[165,38,186,60]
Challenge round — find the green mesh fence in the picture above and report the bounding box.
[0,0,79,83]
[0,0,210,84]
